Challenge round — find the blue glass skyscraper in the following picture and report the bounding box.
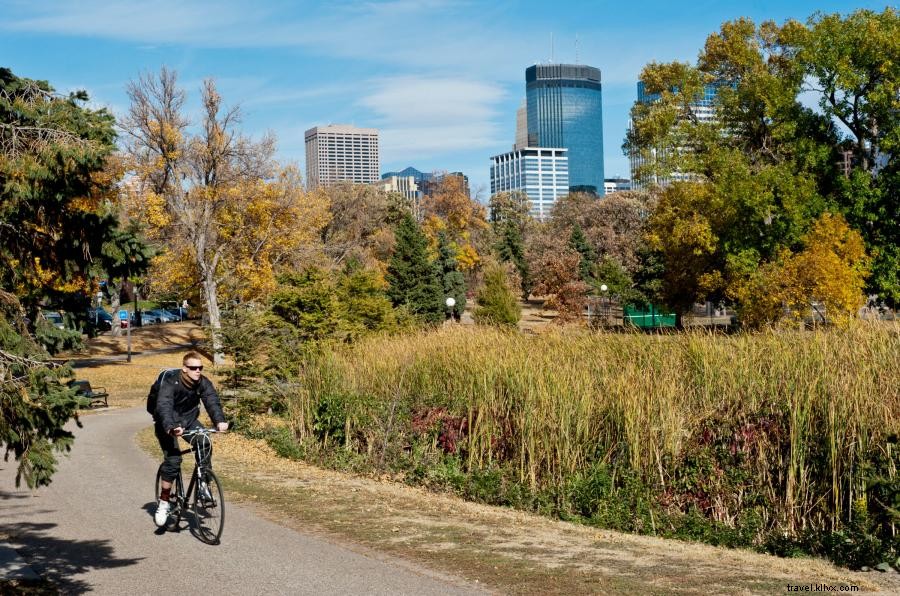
[526,64,604,195]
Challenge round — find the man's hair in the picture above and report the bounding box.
[182,350,204,365]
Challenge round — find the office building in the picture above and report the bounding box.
[382,166,433,186]
[490,147,569,221]
[305,125,380,189]
[526,63,604,195]
[514,100,531,150]
[604,178,632,194]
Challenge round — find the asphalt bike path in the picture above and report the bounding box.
[0,406,485,595]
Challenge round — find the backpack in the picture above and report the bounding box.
[147,368,180,416]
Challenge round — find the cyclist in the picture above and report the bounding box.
[153,351,229,526]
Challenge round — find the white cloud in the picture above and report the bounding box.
[359,76,507,160]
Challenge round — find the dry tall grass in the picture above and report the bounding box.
[287,322,899,539]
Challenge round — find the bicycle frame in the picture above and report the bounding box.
[157,428,224,543]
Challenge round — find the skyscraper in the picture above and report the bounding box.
[304,124,380,189]
[526,64,604,195]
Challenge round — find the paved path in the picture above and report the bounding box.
[0,408,484,595]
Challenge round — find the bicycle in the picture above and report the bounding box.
[154,428,225,545]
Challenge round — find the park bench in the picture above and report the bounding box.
[69,379,109,408]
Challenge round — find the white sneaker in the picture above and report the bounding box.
[154,499,171,527]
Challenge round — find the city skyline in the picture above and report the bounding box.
[0,0,886,198]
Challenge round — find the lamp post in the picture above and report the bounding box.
[95,291,103,326]
[600,284,609,325]
[445,296,456,323]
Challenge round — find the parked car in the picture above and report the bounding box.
[130,311,159,326]
[146,308,178,323]
[86,308,114,331]
[163,306,189,321]
[40,310,66,329]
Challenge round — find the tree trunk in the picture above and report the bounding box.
[202,273,224,365]
[108,278,123,337]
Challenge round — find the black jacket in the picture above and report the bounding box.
[154,373,226,432]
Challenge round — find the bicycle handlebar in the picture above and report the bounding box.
[181,428,222,437]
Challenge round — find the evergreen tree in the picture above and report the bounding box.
[335,261,397,338]
[474,264,521,326]
[0,69,149,487]
[385,213,444,323]
[436,232,466,321]
[495,220,529,295]
[269,268,340,342]
[568,225,596,286]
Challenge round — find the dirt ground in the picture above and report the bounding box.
[78,324,900,594]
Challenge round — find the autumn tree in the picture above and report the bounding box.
[530,247,590,323]
[421,173,488,273]
[314,182,398,271]
[732,213,870,328]
[624,12,891,318]
[122,68,326,362]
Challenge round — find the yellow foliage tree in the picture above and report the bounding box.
[420,174,487,272]
[122,68,328,362]
[731,213,869,328]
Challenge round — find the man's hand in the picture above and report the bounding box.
[169,426,184,436]
[216,422,229,432]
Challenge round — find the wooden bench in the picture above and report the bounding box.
[69,380,109,408]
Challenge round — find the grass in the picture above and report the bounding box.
[278,322,900,563]
[58,322,210,407]
[135,422,888,594]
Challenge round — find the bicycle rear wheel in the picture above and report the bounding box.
[192,470,224,544]
[154,467,182,530]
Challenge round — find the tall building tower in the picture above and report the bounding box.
[526,64,604,195]
[304,124,380,189]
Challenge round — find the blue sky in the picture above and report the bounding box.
[0,1,889,198]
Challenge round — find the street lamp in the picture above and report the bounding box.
[445,296,456,322]
[600,284,609,325]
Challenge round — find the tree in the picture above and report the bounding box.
[1,68,148,486]
[473,263,520,326]
[269,268,340,343]
[531,247,590,323]
[731,213,870,327]
[421,173,488,273]
[437,231,466,320]
[494,219,529,295]
[122,68,325,362]
[385,213,443,323]
[334,262,397,340]
[315,182,395,270]
[568,225,596,286]
[624,15,885,319]
[795,8,900,172]
[488,190,532,235]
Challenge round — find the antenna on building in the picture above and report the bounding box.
[575,34,579,64]
[550,32,554,63]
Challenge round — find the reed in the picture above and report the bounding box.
[284,322,899,554]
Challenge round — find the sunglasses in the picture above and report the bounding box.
[185,365,204,371]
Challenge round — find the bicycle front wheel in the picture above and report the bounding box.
[154,467,182,531]
[192,470,224,544]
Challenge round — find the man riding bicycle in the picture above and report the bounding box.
[152,351,228,527]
